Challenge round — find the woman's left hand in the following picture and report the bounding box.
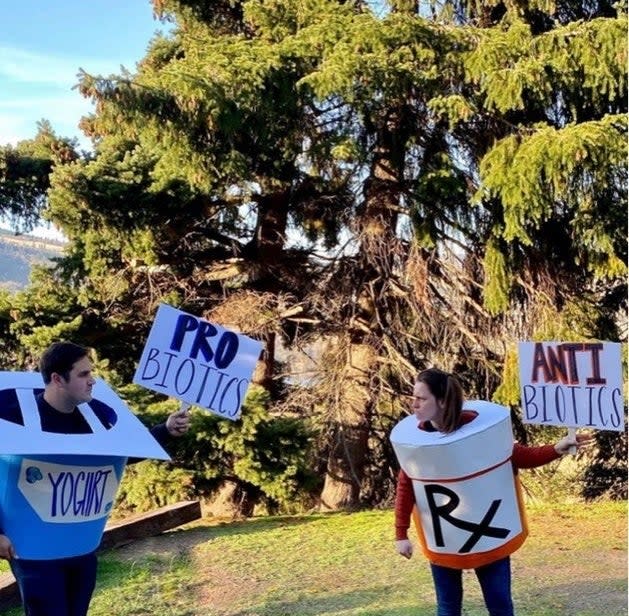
[554,432,594,455]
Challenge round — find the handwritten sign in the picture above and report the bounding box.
[518,341,624,431]
[133,304,263,420]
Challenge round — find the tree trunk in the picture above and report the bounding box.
[318,104,409,510]
[206,480,259,519]
[319,342,377,510]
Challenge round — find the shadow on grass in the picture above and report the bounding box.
[230,585,431,616]
[514,577,628,616]
[104,510,358,558]
[90,507,626,616]
[50,554,629,616]
[221,575,629,616]
[192,511,361,539]
[93,515,339,599]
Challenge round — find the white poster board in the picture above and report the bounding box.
[133,304,263,420]
[518,341,624,432]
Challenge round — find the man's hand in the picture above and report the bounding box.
[396,539,413,559]
[166,407,191,437]
[0,535,15,560]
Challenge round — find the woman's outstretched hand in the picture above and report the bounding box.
[554,432,594,455]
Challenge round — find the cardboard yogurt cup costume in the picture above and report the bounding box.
[390,400,527,569]
[0,372,170,560]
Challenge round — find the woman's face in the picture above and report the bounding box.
[411,380,445,428]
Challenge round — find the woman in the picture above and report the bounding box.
[393,367,590,616]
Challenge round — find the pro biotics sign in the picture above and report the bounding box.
[518,341,624,431]
[134,304,263,420]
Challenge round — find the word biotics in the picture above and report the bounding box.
[139,348,249,417]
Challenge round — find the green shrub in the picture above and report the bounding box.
[114,384,317,515]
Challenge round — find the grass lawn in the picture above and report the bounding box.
[0,501,626,615]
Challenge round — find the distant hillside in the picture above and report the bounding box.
[0,229,65,292]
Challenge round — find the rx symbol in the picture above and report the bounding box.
[425,484,510,553]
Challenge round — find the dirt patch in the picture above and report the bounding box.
[106,520,254,613]
[108,523,214,563]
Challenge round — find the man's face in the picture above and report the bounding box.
[58,355,95,405]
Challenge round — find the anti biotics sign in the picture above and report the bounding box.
[133,304,263,420]
[518,341,624,431]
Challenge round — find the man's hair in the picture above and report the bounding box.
[39,341,91,384]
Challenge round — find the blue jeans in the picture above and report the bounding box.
[10,552,98,616]
[430,556,514,616]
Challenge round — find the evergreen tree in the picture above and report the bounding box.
[39,0,354,512]
[2,0,624,512]
[0,121,77,232]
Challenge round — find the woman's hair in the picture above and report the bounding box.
[415,367,464,433]
[40,341,90,384]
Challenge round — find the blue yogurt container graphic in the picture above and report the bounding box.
[0,372,171,560]
[0,453,127,559]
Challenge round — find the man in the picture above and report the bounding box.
[0,341,190,616]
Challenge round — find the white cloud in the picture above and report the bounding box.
[0,95,93,146]
[0,45,130,86]
[0,45,128,146]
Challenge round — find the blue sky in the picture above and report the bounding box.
[0,0,164,148]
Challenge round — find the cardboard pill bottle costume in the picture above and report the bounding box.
[390,400,528,570]
[0,372,170,560]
